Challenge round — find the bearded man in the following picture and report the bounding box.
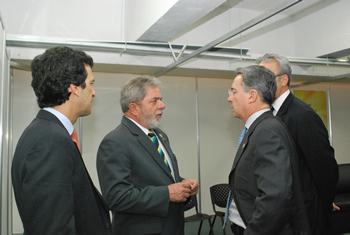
[97,76,198,235]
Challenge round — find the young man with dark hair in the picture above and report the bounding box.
[12,46,111,235]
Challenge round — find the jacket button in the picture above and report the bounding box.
[105,223,111,229]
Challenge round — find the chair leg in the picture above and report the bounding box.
[209,215,217,235]
[212,214,217,226]
[198,221,204,235]
[208,218,215,235]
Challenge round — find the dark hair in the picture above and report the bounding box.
[120,76,161,113]
[256,53,292,87]
[240,65,276,106]
[31,46,94,108]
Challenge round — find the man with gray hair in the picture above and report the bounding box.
[257,53,338,234]
[97,76,199,235]
[225,65,310,234]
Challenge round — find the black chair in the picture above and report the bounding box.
[184,195,214,235]
[328,164,350,235]
[209,183,230,235]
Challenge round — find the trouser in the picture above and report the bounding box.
[230,223,245,235]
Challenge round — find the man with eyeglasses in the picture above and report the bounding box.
[226,65,310,235]
[257,53,339,235]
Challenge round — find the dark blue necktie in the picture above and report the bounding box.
[223,127,247,228]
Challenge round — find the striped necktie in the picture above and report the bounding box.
[148,130,172,176]
[223,127,247,228]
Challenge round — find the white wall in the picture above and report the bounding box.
[12,69,350,233]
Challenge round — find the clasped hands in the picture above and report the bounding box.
[168,179,199,203]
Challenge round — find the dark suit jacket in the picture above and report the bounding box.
[12,110,111,235]
[229,111,311,235]
[97,116,184,235]
[277,93,339,234]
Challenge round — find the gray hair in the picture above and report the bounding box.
[120,76,161,112]
[256,53,292,87]
[239,65,276,106]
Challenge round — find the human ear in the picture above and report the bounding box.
[129,103,139,115]
[281,74,289,87]
[248,89,258,103]
[69,84,80,97]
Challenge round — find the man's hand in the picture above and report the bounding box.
[333,203,340,211]
[182,179,199,196]
[168,182,192,202]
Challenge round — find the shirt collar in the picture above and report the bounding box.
[272,89,290,115]
[43,107,74,135]
[125,116,150,135]
[245,109,270,130]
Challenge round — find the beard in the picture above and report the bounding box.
[141,108,163,129]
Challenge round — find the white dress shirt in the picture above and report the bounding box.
[271,90,290,116]
[43,107,74,135]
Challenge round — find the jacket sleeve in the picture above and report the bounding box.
[297,109,338,210]
[244,127,293,235]
[20,133,76,234]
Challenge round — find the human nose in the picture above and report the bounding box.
[92,87,96,97]
[159,100,165,110]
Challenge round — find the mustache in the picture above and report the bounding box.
[155,111,163,117]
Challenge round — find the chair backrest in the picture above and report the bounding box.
[336,164,350,194]
[184,195,199,214]
[210,183,230,211]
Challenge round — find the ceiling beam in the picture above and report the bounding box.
[152,0,302,77]
[291,73,350,88]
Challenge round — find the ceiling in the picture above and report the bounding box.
[2,0,350,84]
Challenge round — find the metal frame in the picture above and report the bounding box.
[1,25,13,235]
[195,77,201,212]
[6,35,350,70]
[168,42,187,62]
[0,17,5,235]
[152,0,303,77]
[327,85,333,146]
[290,73,350,89]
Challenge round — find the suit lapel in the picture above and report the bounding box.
[38,110,109,211]
[230,111,273,173]
[276,92,294,119]
[122,117,175,182]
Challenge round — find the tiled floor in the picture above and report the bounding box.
[185,220,350,235]
[185,219,229,235]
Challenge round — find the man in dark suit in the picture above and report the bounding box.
[226,65,311,234]
[97,76,199,235]
[12,46,111,235]
[257,53,339,234]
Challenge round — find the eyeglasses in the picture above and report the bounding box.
[275,73,285,78]
[228,88,233,96]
